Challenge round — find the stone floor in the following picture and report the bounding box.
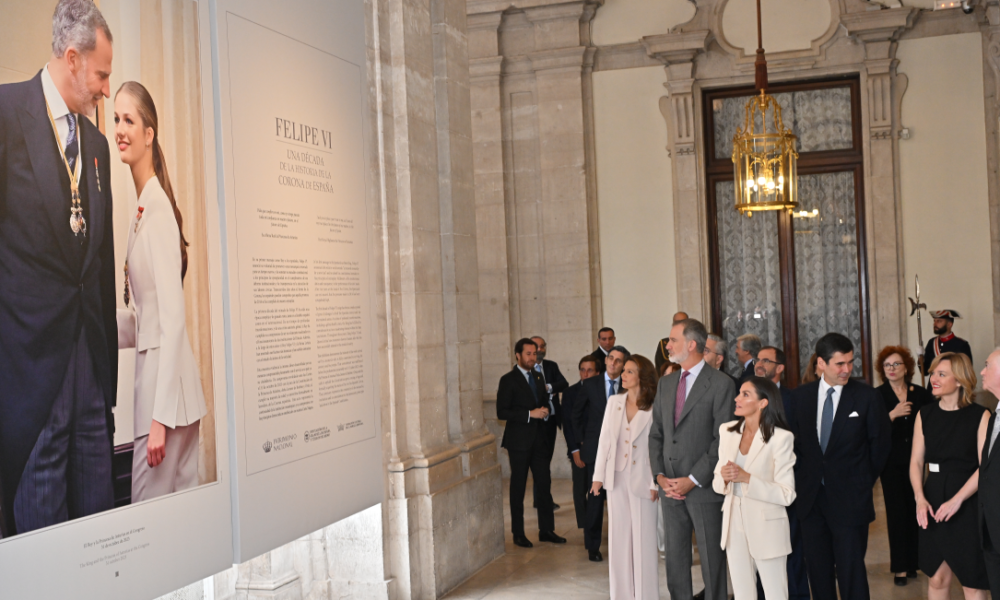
[443,479,979,599]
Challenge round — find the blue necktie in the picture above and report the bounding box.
[65,113,78,172]
[820,387,834,453]
[608,379,616,399]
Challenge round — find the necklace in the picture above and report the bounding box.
[43,101,86,236]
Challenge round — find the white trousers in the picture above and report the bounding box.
[726,496,788,600]
[132,420,201,503]
[607,480,660,600]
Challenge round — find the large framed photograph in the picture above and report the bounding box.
[0,1,232,597]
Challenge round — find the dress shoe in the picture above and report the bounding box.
[552,502,561,510]
[512,535,533,548]
[538,531,567,544]
[907,571,918,578]
[693,590,705,600]
[588,549,603,562]
[894,575,907,586]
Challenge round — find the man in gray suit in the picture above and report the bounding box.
[649,318,735,600]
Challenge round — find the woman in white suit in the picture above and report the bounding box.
[114,82,207,503]
[590,354,659,600]
[713,376,797,600]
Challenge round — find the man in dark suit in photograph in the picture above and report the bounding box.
[590,327,616,374]
[530,335,568,510]
[754,345,809,600]
[978,347,1000,598]
[573,344,629,561]
[560,356,599,534]
[787,333,891,600]
[0,0,118,537]
[496,338,567,548]
[649,318,734,600]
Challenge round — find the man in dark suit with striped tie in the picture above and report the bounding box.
[978,348,1000,598]
[0,0,118,537]
[497,338,567,548]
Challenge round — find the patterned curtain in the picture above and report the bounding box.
[793,172,864,375]
[713,87,853,160]
[716,181,784,378]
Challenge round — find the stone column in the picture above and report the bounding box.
[233,545,302,600]
[982,1,1000,344]
[373,0,504,593]
[643,31,712,321]
[842,8,916,357]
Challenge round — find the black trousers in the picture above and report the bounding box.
[880,464,919,573]
[583,460,606,551]
[569,456,588,528]
[983,526,1000,599]
[508,433,555,537]
[799,486,871,600]
[533,419,558,507]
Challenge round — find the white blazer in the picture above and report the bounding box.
[712,421,797,560]
[120,177,206,438]
[593,393,658,498]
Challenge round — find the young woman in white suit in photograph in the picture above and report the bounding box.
[713,377,797,600]
[591,354,660,600]
[114,81,207,503]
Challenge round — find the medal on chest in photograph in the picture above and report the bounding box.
[44,101,87,237]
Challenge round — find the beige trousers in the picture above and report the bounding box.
[726,495,788,600]
[132,420,200,503]
[607,480,660,600]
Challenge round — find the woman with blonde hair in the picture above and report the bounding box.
[591,355,660,599]
[911,352,990,599]
[114,81,207,502]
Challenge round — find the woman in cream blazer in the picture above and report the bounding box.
[115,82,207,503]
[712,376,797,600]
[591,355,659,600]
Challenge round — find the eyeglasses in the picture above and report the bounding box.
[757,358,783,367]
[883,362,904,370]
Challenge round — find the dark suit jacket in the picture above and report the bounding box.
[561,382,585,458]
[980,414,1000,551]
[788,379,892,524]
[779,384,795,420]
[739,360,755,383]
[649,365,735,504]
[877,382,932,468]
[591,347,608,374]
[573,374,619,465]
[497,366,549,452]
[536,359,568,426]
[0,73,117,532]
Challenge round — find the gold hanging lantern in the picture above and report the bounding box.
[732,0,799,217]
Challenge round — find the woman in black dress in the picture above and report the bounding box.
[876,345,932,586]
[911,352,991,600]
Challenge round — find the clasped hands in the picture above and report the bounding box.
[528,407,550,419]
[916,496,962,528]
[721,461,750,485]
[656,474,696,500]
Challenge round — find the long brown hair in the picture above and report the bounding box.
[626,355,658,411]
[116,81,189,280]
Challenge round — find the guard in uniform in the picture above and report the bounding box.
[922,309,973,375]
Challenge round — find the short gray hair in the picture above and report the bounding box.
[52,0,112,58]
[708,333,728,356]
[737,333,762,358]
[678,319,708,354]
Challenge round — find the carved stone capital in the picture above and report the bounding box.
[841,7,917,45]
[641,30,712,66]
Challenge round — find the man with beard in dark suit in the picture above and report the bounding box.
[496,338,567,548]
[573,344,629,561]
[560,356,599,533]
[0,0,118,536]
[530,336,568,510]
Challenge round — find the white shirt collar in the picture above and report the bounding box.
[599,347,609,356]
[683,359,706,380]
[743,357,754,369]
[818,377,843,399]
[41,65,71,122]
[517,364,531,377]
[604,371,620,385]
